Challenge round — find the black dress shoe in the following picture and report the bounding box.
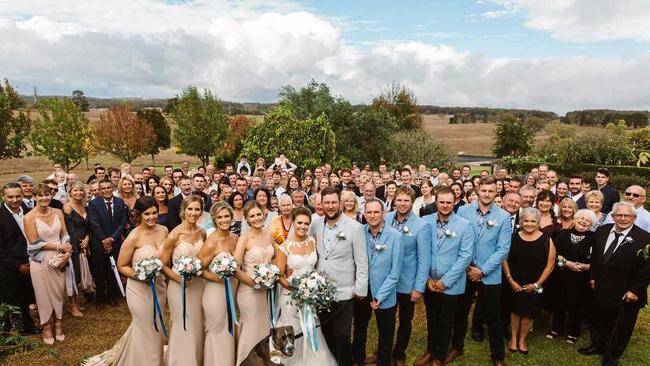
[20,326,42,335]
[471,330,484,342]
[578,346,603,355]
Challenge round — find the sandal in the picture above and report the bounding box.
[545,330,559,340]
[566,336,578,344]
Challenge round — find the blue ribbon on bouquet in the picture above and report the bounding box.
[150,277,168,337]
[181,272,188,331]
[301,304,319,353]
[224,276,239,336]
[267,284,276,328]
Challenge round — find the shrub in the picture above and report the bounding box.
[383,129,455,170]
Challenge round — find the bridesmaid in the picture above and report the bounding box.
[84,196,169,365]
[160,195,206,366]
[63,180,88,317]
[23,183,71,344]
[153,186,170,230]
[199,202,238,366]
[234,201,276,365]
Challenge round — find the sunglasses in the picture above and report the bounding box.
[624,192,644,198]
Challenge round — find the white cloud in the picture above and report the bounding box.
[482,0,650,42]
[1,0,649,114]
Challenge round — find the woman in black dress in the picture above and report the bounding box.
[63,181,89,317]
[153,186,170,230]
[547,209,597,343]
[503,207,556,354]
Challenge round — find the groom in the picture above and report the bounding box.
[310,187,368,366]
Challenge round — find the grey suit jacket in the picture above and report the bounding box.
[310,214,368,301]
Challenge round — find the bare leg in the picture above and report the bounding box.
[519,318,534,352]
[509,312,520,351]
[67,295,83,317]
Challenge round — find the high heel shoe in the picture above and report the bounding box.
[42,329,54,345]
[67,304,83,317]
[54,322,65,342]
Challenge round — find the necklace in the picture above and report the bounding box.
[35,207,51,217]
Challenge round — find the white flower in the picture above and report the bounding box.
[374,244,387,252]
[487,220,498,227]
[624,237,634,244]
[403,226,413,236]
[445,229,457,238]
[336,231,347,240]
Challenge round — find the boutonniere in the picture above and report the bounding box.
[402,226,413,236]
[445,229,457,238]
[373,243,387,253]
[487,220,498,227]
[623,237,634,245]
[336,231,346,240]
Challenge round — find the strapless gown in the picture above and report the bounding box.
[235,244,275,366]
[83,245,167,366]
[166,240,205,366]
[203,251,237,366]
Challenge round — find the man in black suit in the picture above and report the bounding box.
[0,183,38,334]
[579,202,650,366]
[595,168,620,215]
[400,168,422,198]
[88,179,127,308]
[167,175,194,230]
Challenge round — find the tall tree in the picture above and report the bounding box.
[371,82,423,130]
[492,116,535,158]
[240,105,336,169]
[336,107,396,166]
[213,114,255,167]
[94,105,155,163]
[137,109,171,164]
[0,79,30,159]
[71,90,90,112]
[172,86,229,166]
[30,97,92,171]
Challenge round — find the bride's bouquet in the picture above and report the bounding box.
[209,253,239,336]
[133,257,167,335]
[289,270,337,353]
[209,252,238,279]
[251,262,280,290]
[289,270,337,312]
[172,255,203,331]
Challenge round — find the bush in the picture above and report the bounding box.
[383,129,455,170]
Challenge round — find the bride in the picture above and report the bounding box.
[275,207,337,366]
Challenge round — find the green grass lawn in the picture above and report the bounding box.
[5,296,649,366]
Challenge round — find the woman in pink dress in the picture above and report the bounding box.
[24,183,71,344]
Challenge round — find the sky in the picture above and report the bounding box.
[1,0,650,114]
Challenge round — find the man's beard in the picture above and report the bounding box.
[325,209,341,221]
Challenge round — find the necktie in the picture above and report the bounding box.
[106,200,113,222]
[603,232,622,263]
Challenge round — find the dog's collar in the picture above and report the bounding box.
[269,337,285,364]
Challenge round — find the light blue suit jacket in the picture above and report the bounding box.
[457,201,511,285]
[423,212,474,295]
[364,224,403,309]
[384,211,431,294]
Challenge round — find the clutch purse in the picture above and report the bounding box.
[48,252,71,270]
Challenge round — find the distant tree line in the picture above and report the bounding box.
[561,110,649,128]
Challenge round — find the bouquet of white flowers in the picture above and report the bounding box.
[251,262,280,290]
[133,256,167,335]
[289,270,337,312]
[173,255,203,278]
[209,252,238,279]
[133,257,164,281]
[289,270,337,352]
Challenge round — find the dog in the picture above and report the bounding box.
[241,325,296,366]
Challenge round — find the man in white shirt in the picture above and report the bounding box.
[17,175,35,209]
[604,185,650,233]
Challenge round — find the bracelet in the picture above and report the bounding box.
[505,273,511,278]
[56,242,60,252]
[533,283,539,289]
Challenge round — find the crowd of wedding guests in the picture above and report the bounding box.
[1,156,649,366]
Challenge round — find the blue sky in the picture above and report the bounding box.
[1,0,649,113]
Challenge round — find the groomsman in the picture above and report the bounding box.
[385,186,431,366]
[88,179,127,308]
[449,176,511,366]
[579,202,650,366]
[167,176,193,230]
[417,187,473,366]
[311,187,368,366]
[352,199,403,366]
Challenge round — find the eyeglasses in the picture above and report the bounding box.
[613,214,636,218]
[624,192,645,198]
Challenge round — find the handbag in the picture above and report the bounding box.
[48,251,71,270]
[78,252,96,292]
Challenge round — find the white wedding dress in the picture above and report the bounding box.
[277,238,337,366]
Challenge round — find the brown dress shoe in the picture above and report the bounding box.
[413,352,432,366]
[444,349,461,364]
[393,359,405,366]
[492,361,506,366]
[364,354,377,364]
[432,360,443,366]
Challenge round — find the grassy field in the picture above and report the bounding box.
[4,298,649,366]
